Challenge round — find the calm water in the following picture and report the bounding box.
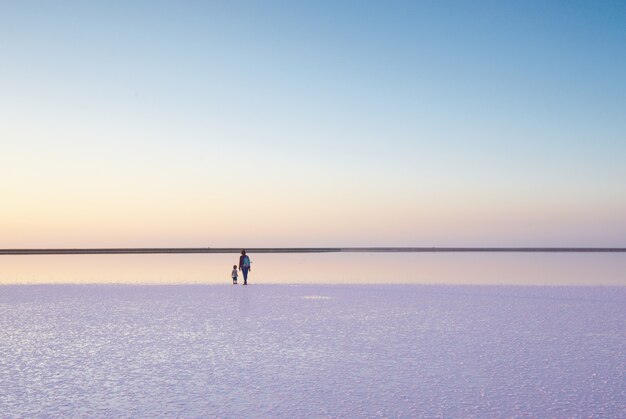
[1,252,625,285]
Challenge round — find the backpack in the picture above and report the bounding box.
[243,255,251,268]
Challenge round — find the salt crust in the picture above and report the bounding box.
[0,284,624,417]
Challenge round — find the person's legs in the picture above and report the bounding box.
[242,268,249,284]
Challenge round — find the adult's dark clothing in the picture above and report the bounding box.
[239,254,250,285]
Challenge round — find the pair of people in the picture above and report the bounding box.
[231,250,251,285]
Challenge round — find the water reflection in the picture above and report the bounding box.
[0,252,625,286]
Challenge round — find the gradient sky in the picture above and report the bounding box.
[1,1,625,248]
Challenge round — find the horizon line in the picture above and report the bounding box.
[1,247,626,255]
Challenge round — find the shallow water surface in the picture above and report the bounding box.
[0,285,624,417]
[1,252,625,285]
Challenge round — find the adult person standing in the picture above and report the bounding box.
[239,250,251,285]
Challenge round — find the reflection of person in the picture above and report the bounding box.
[231,265,238,285]
[238,250,251,285]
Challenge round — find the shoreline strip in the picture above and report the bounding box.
[1,247,625,255]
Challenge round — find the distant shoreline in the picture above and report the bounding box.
[1,247,625,255]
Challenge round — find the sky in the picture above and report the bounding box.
[1,0,625,248]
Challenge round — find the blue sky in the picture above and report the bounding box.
[1,1,625,247]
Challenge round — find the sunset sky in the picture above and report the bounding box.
[2,1,625,248]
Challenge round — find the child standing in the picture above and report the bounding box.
[231,265,238,285]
